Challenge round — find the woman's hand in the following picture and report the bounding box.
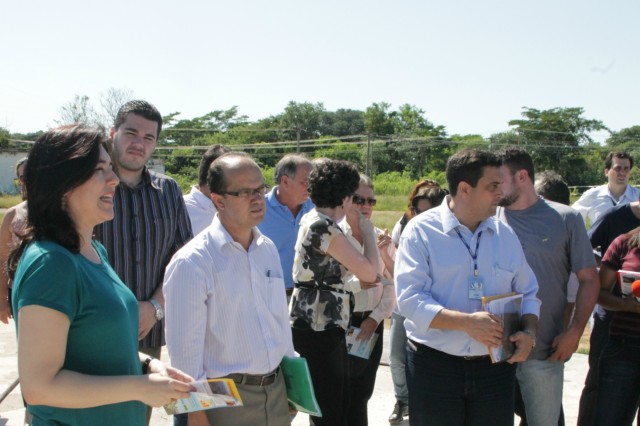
[138,374,193,407]
[357,210,375,235]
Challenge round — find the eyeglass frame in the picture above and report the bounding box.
[352,194,377,207]
[220,184,270,199]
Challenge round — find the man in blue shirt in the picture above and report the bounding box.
[395,148,540,426]
[258,154,314,295]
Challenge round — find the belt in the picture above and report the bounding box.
[352,310,372,319]
[225,367,280,387]
[286,288,294,296]
[409,339,490,361]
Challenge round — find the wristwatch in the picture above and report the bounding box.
[522,329,536,348]
[149,298,164,321]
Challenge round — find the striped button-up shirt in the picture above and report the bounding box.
[96,168,193,348]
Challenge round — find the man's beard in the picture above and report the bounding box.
[498,192,518,207]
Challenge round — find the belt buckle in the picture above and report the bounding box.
[260,370,276,386]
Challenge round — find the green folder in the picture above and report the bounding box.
[280,356,322,417]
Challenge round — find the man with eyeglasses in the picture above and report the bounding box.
[341,174,396,426]
[164,152,295,426]
[572,151,639,227]
[258,154,315,298]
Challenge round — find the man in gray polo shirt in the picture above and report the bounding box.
[497,147,599,426]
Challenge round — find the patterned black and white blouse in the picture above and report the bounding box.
[290,210,354,331]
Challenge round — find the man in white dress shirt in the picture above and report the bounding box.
[183,144,230,235]
[164,152,295,426]
[572,151,639,226]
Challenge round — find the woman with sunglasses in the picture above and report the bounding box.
[341,174,396,426]
[9,125,193,425]
[290,159,380,426]
[388,179,447,424]
[0,157,28,324]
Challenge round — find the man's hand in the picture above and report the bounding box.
[356,317,378,341]
[507,331,535,364]
[138,301,157,340]
[464,312,504,347]
[547,328,581,362]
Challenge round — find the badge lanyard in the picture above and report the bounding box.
[454,228,482,277]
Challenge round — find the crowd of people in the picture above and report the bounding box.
[1,98,639,426]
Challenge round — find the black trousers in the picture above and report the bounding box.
[347,315,384,426]
[292,326,350,426]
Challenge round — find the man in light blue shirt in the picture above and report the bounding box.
[395,148,540,426]
[258,154,314,293]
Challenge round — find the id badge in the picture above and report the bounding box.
[468,276,484,300]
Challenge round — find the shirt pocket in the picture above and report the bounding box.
[493,265,516,292]
[263,276,287,310]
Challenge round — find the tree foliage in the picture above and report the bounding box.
[0,127,10,148]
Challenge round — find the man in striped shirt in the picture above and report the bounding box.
[96,100,193,362]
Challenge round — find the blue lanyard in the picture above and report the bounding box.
[454,228,482,277]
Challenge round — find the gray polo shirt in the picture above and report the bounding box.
[497,198,595,359]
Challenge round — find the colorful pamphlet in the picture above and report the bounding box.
[163,378,242,415]
[346,326,379,359]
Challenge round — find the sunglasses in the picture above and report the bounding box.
[352,194,377,207]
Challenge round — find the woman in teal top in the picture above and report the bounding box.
[8,125,193,425]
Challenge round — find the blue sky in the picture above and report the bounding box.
[1,0,637,141]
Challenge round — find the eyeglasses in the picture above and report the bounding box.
[352,194,377,207]
[221,184,269,199]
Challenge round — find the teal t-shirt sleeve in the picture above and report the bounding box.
[16,249,80,321]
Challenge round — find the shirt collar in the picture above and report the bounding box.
[119,167,160,190]
[440,195,497,235]
[209,215,266,252]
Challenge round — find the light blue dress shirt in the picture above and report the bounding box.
[395,195,541,357]
[258,186,315,289]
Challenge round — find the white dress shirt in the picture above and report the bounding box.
[164,216,295,381]
[572,183,640,226]
[395,195,541,357]
[183,185,217,236]
[340,221,396,324]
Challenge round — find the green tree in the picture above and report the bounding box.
[606,126,640,151]
[162,107,249,146]
[506,107,609,186]
[320,109,365,136]
[281,101,326,147]
[364,102,395,135]
[0,127,10,148]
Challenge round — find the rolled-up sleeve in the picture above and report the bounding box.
[395,231,444,330]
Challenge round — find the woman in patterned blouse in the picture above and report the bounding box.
[290,159,380,426]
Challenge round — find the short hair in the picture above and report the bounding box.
[198,145,230,186]
[446,149,501,197]
[605,151,634,170]
[274,154,312,184]
[15,157,27,177]
[309,159,360,208]
[535,170,570,205]
[114,100,163,137]
[8,125,107,278]
[500,146,535,183]
[207,151,255,195]
[359,174,374,190]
